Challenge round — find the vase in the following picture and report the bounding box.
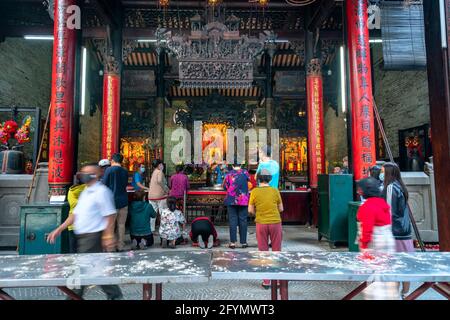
[0,147,25,174]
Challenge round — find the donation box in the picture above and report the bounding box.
[318,174,353,248]
[19,203,69,255]
[347,201,362,252]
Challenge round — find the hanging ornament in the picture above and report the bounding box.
[258,0,270,7]
[208,0,222,7]
[158,0,170,8]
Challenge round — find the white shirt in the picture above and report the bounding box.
[73,181,117,235]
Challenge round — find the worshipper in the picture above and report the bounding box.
[224,163,250,249]
[102,153,129,251]
[369,165,383,191]
[159,196,186,249]
[381,162,414,299]
[47,163,123,300]
[248,169,284,289]
[189,216,220,249]
[129,190,156,250]
[356,177,399,300]
[148,159,169,233]
[333,166,342,174]
[213,163,226,185]
[256,146,280,188]
[66,173,86,253]
[98,158,111,179]
[248,168,257,191]
[169,164,190,199]
[341,156,350,174]
[131,163,148,192]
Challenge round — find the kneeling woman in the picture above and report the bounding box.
[190,216,220,249]
[159,196,186,248]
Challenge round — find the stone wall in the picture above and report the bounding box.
[372,45,430,159]
[0,38,52,110]
[0,38,52,162]
[324,103,348,172]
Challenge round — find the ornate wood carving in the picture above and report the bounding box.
[173,93,257,128]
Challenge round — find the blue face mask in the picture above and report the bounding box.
[379,173,385,182]
[140,167,145,173]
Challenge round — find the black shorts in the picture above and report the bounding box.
[190,219,215,243]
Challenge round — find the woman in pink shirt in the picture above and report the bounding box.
[169,165,190,199]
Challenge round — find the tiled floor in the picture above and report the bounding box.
[0,226,445,300]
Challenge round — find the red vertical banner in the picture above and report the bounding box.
[346,0,377,180]
[48,0,77,195]
[102,73,120,160]
[306,59,326,188]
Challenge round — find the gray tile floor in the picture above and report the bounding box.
[0,226,445,300]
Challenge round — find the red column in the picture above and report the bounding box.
[306,58,325,226]
[346,0,377,180]
[48,0,77,196]
[306,58,326,188]
[101,72,120,160]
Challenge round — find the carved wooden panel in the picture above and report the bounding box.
[122,70,156,97]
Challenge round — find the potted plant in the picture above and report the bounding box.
[0,116,32,174]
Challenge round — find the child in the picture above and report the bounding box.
[129,191,156,250]
[356,177,399,300]
[159,196,186,249]
[248,169,284,289]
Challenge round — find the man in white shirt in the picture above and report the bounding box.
[48,163,123,300]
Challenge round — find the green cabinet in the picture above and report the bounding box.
[348,201,362,252]
[318,174,354,247]
[19,203,69,255]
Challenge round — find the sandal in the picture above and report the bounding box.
[241,243,248,249]
[228,243,236,249]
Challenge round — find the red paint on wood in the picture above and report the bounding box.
[48,0,77,193]
[346,0,377,180]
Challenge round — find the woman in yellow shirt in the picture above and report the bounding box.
[248,169,284,289]
[67,182,86,253]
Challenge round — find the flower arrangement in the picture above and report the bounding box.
[0,116,32,149]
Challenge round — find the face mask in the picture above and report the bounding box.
[379,173,385,182]
[140,167,145,173]
[78,173,96,184]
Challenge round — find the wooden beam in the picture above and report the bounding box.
[90,0,118,28]
[423,0,450,251]
[307,0,336,32]
[0,25,342,41]
[122,1,295,9]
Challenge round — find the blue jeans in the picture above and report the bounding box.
[227,205,248,244]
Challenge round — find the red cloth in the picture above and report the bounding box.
[249,175,257,190]
[356,197,392,249]
[256,222,283,251]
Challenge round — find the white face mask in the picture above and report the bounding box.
[379,173,385,182]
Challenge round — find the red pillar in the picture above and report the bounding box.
[48,0,77,196]
[346,0,377,180]
[306,58,326,188]
[306,58,325,226]
[101,72,120,160]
